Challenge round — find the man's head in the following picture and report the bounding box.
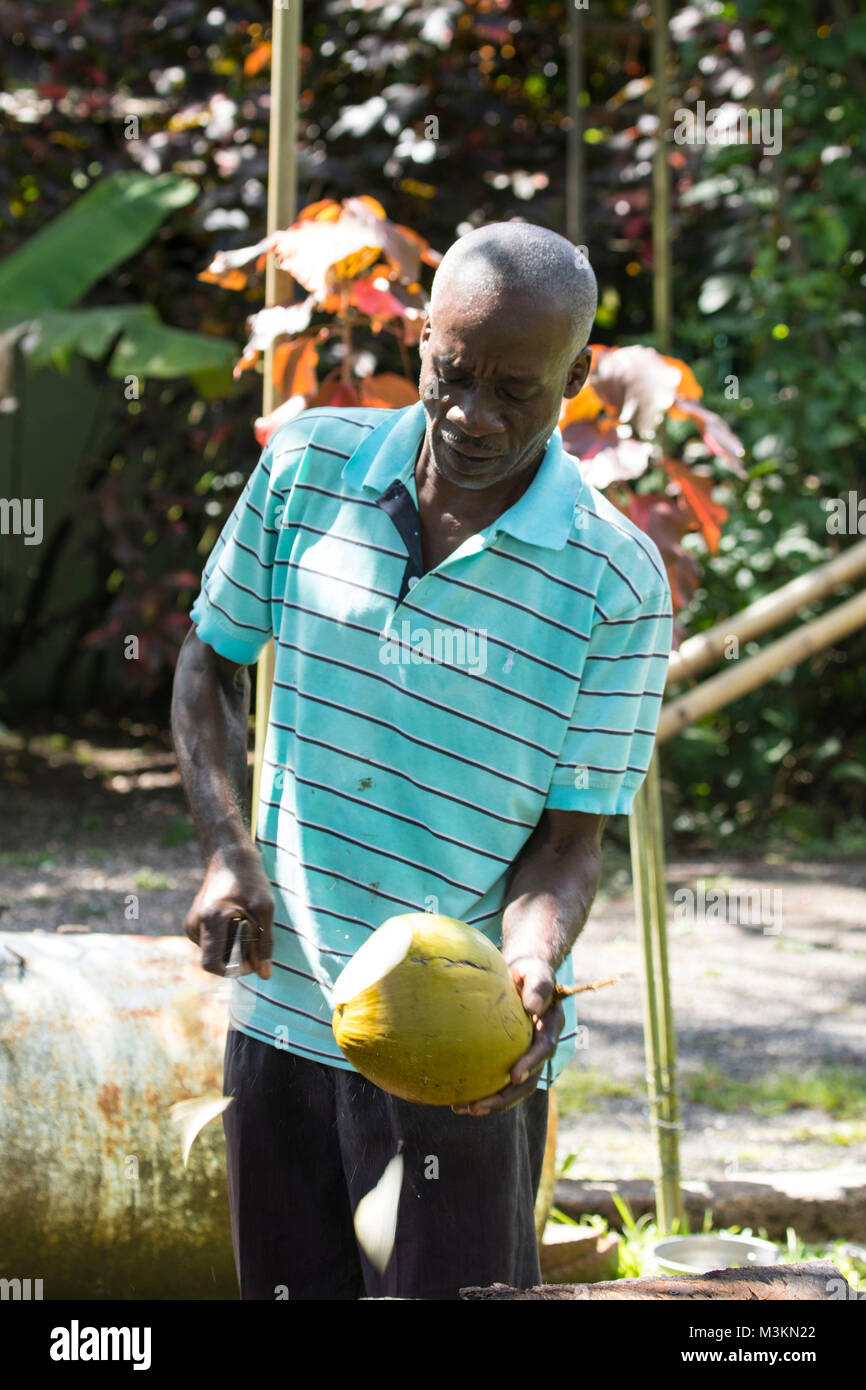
[418,222,597,492]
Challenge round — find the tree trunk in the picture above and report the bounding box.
[461,1261,851,1300]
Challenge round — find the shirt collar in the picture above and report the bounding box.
[341,400,585,551]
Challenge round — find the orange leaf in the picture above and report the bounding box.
[272,336,319,401]
[358,374,419,409]
[663,460,728,555]
[243,42,272,76]
[353,195,388,220]
[232,348,260,379]
[297,199,342,223]
[661,354,702,401]
[559,382,605,427]
[198,266,248,291]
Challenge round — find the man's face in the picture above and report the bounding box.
[418,283,591,493]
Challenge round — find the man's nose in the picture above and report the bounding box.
[446,385,505,437]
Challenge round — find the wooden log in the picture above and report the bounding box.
[540,1228,621,1284]
[461,1261,848,1300]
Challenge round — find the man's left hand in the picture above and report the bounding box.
[451,955,564,1117]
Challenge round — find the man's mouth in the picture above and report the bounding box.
[439,434,502,463]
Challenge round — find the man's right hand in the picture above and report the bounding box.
[183,835,275,979]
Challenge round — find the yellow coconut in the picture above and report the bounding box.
[331,913,533,1106]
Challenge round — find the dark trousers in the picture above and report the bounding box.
[222,1027,549,1300]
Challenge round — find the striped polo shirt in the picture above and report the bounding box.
[189,400,673,1087]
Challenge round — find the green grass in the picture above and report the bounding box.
[680,1065,866,1121]
[554,1066,637,1112]
[160,816,196,848]
[548,1194,866,1290]
[0,851,55,868]
[790,1121,866,1148]
[132,868,170,890]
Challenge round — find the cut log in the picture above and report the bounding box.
[461,1260,848,1300]
[540,1227,621,1284]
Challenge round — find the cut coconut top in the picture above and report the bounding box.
[331,915,415,1007]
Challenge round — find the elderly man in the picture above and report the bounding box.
[171,221,672,1300]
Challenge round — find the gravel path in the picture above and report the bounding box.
[2,720,864,1183]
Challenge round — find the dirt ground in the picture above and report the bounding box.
[2,717,864,1183]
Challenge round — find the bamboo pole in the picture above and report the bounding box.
[625,0,682,1234]
[659,588,866,744]
[629,757,684,1232]
[667,538,866,687]
[651,0,672,351]
[565,4,585,246]
[251,1,302,838]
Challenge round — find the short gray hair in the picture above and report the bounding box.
[430,222,597,358]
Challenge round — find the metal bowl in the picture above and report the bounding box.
[651,1234,781,1275]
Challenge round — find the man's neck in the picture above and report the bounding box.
[414,438,544,532]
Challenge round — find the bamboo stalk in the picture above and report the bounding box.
[629,754,684,1233]
[251,1,302,838]
[667,538,866,687]
[565,4,585,246]
[659,589,866,744]
[628,0,682,1236]
[651,0,671,352]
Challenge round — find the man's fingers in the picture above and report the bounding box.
[183,909,201,946]
[244,924,272,980]
[452,1067,544,1116]
[198,910,237,976]
[507,1000,565,1081]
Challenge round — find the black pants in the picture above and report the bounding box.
[222,1027,548,1300]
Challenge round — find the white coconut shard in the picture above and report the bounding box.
[170,1095,234,1168]
[331,915,415,1007]
[353,1153,404,1275]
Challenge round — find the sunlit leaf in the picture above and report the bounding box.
[272,335,319,400]
[591,345,682,437]
[579,437,653,490]
[663,460,729,554]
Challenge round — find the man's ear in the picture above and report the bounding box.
[419,315,432,352]
[562,345,592,399]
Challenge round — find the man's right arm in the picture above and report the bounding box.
[170,626,274,978]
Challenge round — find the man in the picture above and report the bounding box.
[171,221,673,1300]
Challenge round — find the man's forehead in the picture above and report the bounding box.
[428,298,572,372]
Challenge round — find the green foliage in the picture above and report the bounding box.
[549,1193,866,1288]
[0,172,198,315]
[680,1066,866,1121]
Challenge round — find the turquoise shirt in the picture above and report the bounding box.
[189,402,673,1086]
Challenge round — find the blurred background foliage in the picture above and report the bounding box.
[0,0,864,852]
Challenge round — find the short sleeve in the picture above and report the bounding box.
[546,589,674,816]
[189,438,281,666]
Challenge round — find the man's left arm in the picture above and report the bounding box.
[452,809,605,1116]
[454,575,673,1116]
